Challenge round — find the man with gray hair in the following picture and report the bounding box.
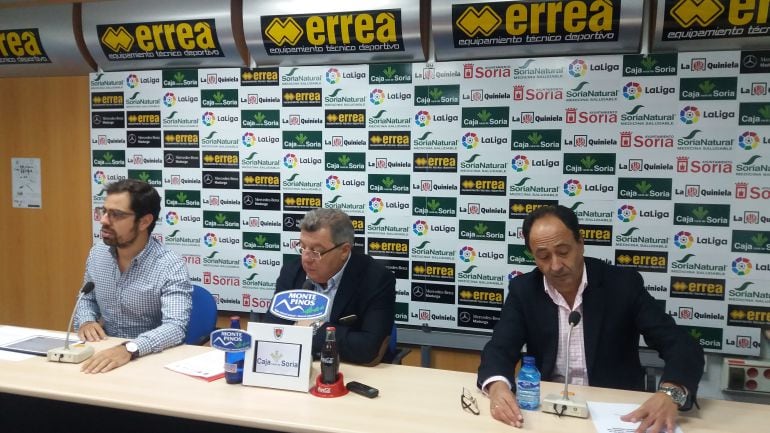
[265,208,396,365]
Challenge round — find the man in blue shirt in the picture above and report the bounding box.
[75,179,191,373]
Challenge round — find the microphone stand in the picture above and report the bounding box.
[542,311,589,418]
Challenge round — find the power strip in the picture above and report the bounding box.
[722,358,770,394]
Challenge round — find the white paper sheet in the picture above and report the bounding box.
[165,349,225,381]
[588,401,684,433]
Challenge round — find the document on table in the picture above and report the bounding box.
[588,402,684,433]
[165,349,225,382]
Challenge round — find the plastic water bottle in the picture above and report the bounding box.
[224,316,244,384]
[516,355,541,410]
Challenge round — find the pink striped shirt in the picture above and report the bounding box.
[543,264,589,387]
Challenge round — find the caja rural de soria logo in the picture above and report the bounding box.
[617,204,637,222]
[673,231,693,249]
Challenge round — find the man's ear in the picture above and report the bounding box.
[137,213,153,232]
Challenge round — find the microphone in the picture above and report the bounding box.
[301,279,314,291]
[542,310,589,418]
[47,282,96,363]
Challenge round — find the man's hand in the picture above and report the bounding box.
[80,345,131,374]
[487,381,524,428]
[620,391,679,433]
[78,321,106,342]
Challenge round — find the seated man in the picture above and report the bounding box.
[265,208,396,365]
[478,205,703,433]
[75,179,192,373]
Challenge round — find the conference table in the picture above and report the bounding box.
[0,330,765,433]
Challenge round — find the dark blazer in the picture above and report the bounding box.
[264,252,396,365]
[478,257,704,405]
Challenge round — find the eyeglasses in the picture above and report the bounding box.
[296,242,346,261]
[461,387,479,415]
[95,206,135,221]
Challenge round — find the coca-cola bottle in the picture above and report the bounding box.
[320,326,339,384]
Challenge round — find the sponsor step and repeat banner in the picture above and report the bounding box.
[90,50,770,356]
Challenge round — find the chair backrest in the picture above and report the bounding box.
[382,324,411,365]
[184,284,218,345]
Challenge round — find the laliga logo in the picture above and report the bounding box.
[568,59,587,77]
[203,232,218,247]
[370,88,385,105]
[326,68,341,84]
[617,204,637,222]
[283,153,298,168]
[462,132,479,149]
[163,92,176,107]
[680,106,700,124]
[459,246,476,262]
[415,110,431,127]
[126,74,139,88]
[369,197,384,213]
[412,219,428,236]
[243,254,257,269]
[93,170,107,184]
[673,231,693,249]
[165,211,179,225]
[242,132,256,147]
[563,179,582,196]
[738,131,759,150]
[622,82,642,100]
[202,111,216,126]
[732,257,752,276]
[325,175,341,191]
[512,155,529,172]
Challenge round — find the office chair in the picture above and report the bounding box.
[184,284,218,345]
[382,324,411,365]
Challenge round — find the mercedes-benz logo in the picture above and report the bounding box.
[127,133,136,144]
[412,286,424,298]
[459,311,471,323]
[165,153,175,164]
[203,174,213,185]
[284,216,296,227]
[92,115,102,125]
[743,55,758,69]
[243,195,253,206]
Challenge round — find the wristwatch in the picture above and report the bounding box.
[122,341,139,360]
[657,384,687,408]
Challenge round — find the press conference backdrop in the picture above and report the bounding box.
[89,50,770,357]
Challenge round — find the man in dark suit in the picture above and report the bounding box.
[478,205,703,433]
[265,208,395,365]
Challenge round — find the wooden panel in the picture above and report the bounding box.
[0,76,91,330]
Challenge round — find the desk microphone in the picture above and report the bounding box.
[301,279,313,291]
[542,310,589,418]
[47,281,96,363]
